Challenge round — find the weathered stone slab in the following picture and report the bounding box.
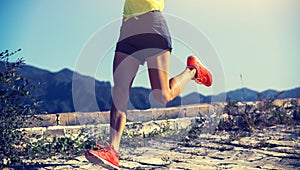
[15,124,300,170]
[38,114,57,126]
[152,107,182,120]
[266,140,300,148]
[126,110,153,122]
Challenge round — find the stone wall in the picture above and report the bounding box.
[35,98,300,127]
[25,117,201,140]
[24,98,300,139]
[25,103,223,139]
[36,103,220,127]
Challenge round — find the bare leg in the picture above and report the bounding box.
[110,52,139,151]
[146,50,196,104]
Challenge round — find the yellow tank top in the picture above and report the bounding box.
[123,0,164,18]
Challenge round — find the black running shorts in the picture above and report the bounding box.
[115,10,172,65]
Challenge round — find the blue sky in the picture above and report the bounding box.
[1,0,299,96]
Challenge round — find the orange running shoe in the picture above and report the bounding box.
[85,143,120,169]
[187,56,213,87]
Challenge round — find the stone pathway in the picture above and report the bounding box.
[6,125,300,170]
[120,125,300,170]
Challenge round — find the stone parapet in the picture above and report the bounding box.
[36,103,223,127]
[24,117,200,139]
[22,101,236,139]
[34,98,300,127]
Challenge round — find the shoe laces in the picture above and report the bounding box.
[94,140,119,157]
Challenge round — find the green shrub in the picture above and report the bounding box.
[217,97,299,133]
[24,128,96,161]
[0,49,43,167]
[0,50,100,168]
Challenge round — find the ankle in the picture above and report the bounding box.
[186,68,196,78]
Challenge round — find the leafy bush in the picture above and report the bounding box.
[0,50,98,168]
[217,98,300,132]
[183,96,300,143]
[0,49,44,167]
[24,128,96,161]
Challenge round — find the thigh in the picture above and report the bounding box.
[113,52,139,86]
[113,52,140,110]
[146,50,171,91]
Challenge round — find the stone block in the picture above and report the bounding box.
[173,118,194,130]
[65,113,78,126]
[45,128,65,138]
[58,113,70,126]
[152,107,182,120]
[127,110,153,122]
[273,99,288,107]
[74,112,109,125]
[64,126,83,137]
[25,127,45,142]
[184,105,201,117]
[38,114,57,127]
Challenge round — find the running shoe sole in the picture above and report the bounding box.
[187,56,212,86]
[86,150,120,170]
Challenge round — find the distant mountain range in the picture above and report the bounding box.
[10,64,300,114]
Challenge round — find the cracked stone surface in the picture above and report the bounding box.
[5,125,300,170]
[4,99,300,169]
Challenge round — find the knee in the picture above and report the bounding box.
[113,85,130,99]
[152,89,173,105]
[113,85,127,94]
[112,85,130,111]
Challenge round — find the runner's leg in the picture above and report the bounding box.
[146,50,196,104]
[110,52,140,151]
